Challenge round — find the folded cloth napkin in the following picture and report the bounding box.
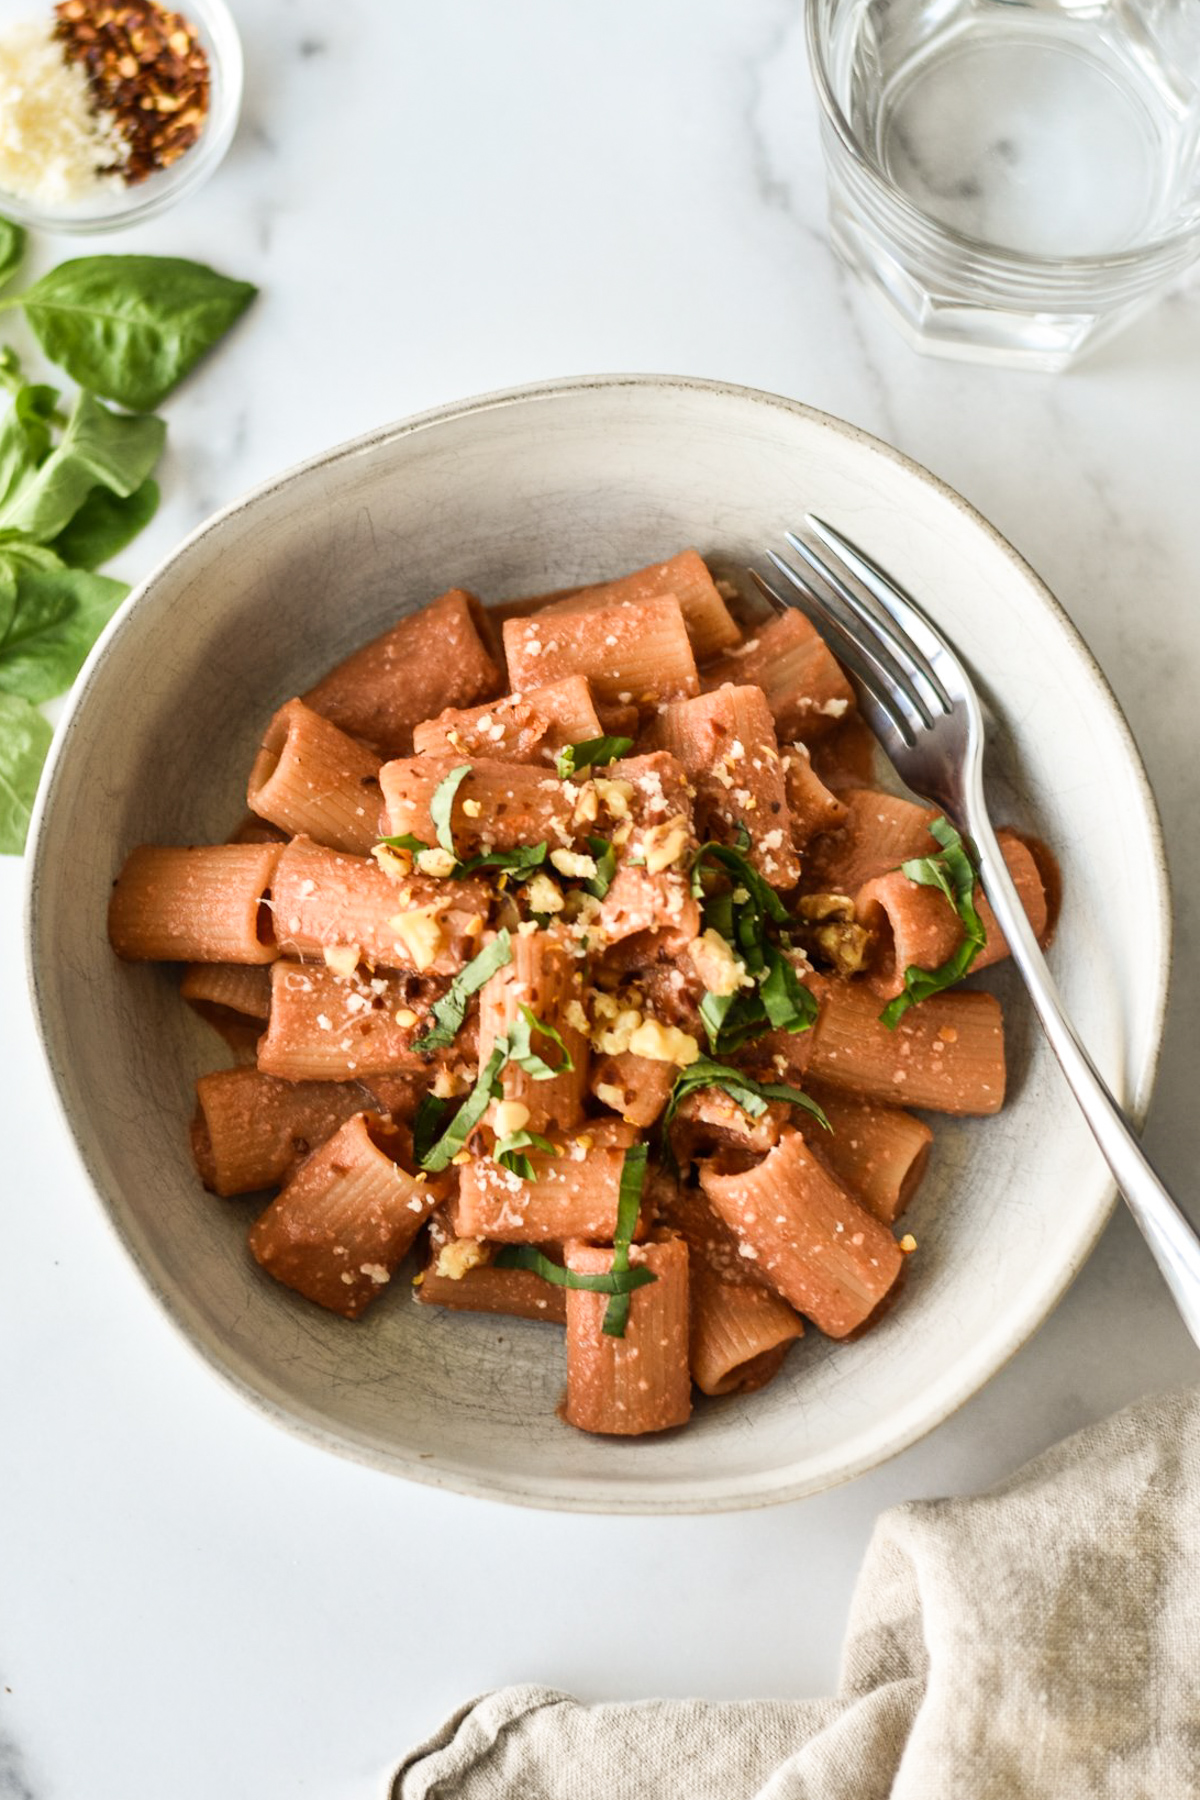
[394,1389,1200,1799]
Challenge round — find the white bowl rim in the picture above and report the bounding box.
[23,372,1173,1513]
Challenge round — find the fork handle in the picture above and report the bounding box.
[962,780,1200,1350]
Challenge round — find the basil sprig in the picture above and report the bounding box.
[0,243,255,854]
[493,1244,657,1298]
[412,929,513,1053]
[690,831,817,1053]
[880,817,987,1029]
[660,1056,830,1170]
[602,1143,649,1337]
[556,735,633,780]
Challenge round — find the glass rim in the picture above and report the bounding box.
[804,0,1200,279]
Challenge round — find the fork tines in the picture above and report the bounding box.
[752,517,958,750]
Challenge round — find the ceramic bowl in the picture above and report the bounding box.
[25,375,1170,1513]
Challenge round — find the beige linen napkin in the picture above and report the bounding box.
[395,1389,1200,1798]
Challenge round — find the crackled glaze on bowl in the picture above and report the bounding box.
[25,376,1170,1512]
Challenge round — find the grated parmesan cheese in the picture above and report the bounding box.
[0,23,126,203]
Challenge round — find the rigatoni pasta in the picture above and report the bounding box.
[248,1114,440,1319]
[107,546,1060,1439]
[247,698,384,856]
[109,842,282,964]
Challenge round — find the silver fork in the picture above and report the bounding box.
[755,516,1200,1350]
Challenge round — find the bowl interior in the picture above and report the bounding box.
[26,377,1169,1512]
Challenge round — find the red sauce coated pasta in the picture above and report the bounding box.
[108,551,1058,1436]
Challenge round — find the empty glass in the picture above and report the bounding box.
[807,0,1200,369]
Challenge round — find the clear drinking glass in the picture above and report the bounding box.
[807,0,1200,369]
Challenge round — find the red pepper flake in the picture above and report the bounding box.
[53,0,210,185]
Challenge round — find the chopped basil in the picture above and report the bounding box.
[417,1005,575,1169]
[760,950,819,1033]
[494,1127,558,1181]
[602,1142,649,1338]
[452,840,547,879]
[698,950,818,1055]
[381,830,548,882]
[690,829,818,1055]
[412,1093,454,1166]
[418,1044,507,1171]
[412,929,513,1053]
[429,762,472,855]
[492,1244,658,1297]
[584,833,617,900]
[555,735,633,780]
[690,831,788,940]
[660,1055,830,1169]
[506,1003,575,1080]
[880,817,987,1029]
[376,831,428,854]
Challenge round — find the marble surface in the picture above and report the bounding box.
[2,2,1199,1794]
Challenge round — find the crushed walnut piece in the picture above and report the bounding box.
[798,892,874,976]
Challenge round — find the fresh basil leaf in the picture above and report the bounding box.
[376,832,428,853]
[690,837,787,925]
[0,564,126,702]
[453,840,546,879]
[0,690,51,853]
[691,837,787,983]
[49,477,159,570]
[749,1080,831,1130]
[419,1044,507,1171]
[584,833,616,900]
[507,1002,574,1080]
[664,1056,770,1127]
[430,762,471,856]
[493,1243,658,1297]
[611,1141,648,1248]
[661,1055,829,1168]
[760,949,819,1034]
[0,217,25,295]
[698,988,737,1052]
[496,1150,537,1182]
[495,1128,557,1180]
[413,929,513,1053]
[0,384,59,510]
[556,734,634,780]
[412,1093,453,1166]
[0,389,164,544]
[602,1142,649,1337]
[880,817,987,1028]
[10,256,258,412]
[0,534,65,569]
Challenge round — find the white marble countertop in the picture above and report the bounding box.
[3,2,1199,1794]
